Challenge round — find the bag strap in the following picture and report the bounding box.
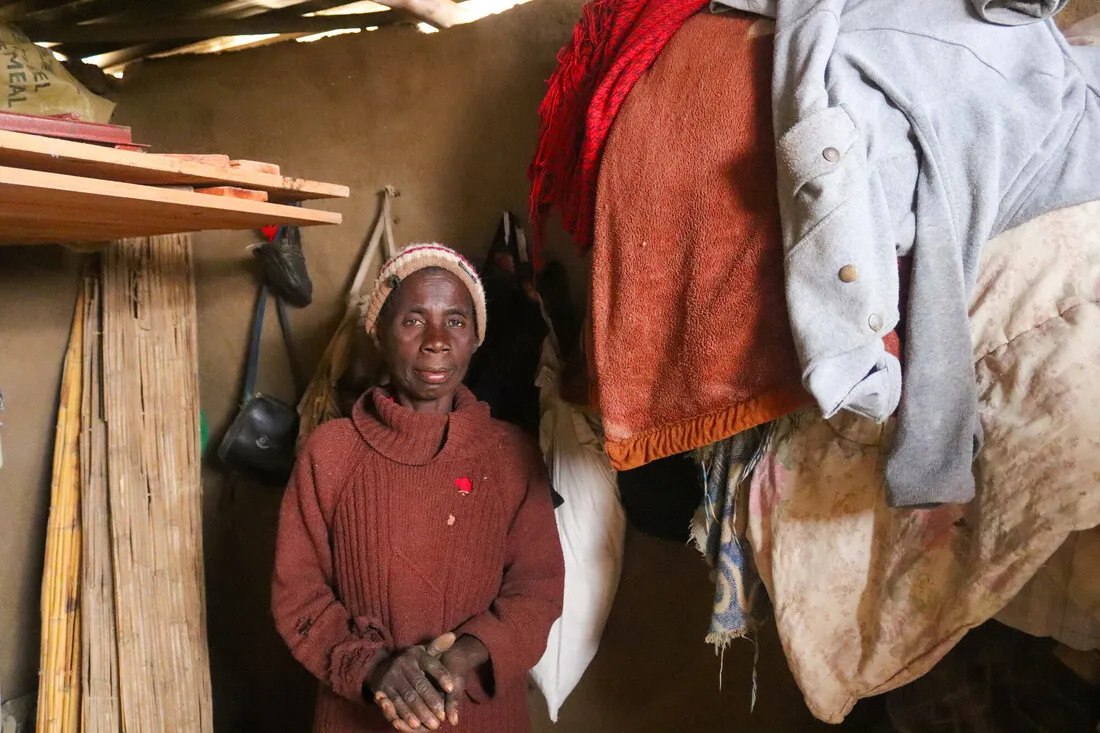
[275,295,305,398]
[485,211,534,284]
[242,281,268,401]
[243,277,306,403]
[348,186,398,310]
[489,211,520,268]
[381,186,397,260]
[515,219,530,265]
[513,215,535,283]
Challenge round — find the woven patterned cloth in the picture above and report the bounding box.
[692,429,769,649]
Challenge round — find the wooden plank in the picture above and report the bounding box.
[53,43,161,70]
[0,129,349,202]
[45,1,407,67]
[155,153,231,166]
[0,0,70,23]
[0,165,341,245]
[229,159,279,175]
[386,0,470,28]
[263,0,391,17]
[195,186,268,201]
[29,12,400,43]
[0,110,138,146]
[186,0,323,21]
[10,0,136,27]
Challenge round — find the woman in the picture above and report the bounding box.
[272,244,565,732]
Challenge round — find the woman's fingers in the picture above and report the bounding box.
[445,672,466,726]
[389,693,420,729]
[445,693,460,727]
[375,691,398,721]
[373,642,461,731]
[376,689,416,731]
[400,668,442,730]
[375,693,413,732]
[418,648,456,694]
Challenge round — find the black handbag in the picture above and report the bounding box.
[217,282,304,487]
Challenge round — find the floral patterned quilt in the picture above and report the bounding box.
[748,201,1100,723]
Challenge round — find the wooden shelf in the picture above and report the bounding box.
[0,165,342,245]
[0,129,349,203]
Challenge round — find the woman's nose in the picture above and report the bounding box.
[422,323,450,353]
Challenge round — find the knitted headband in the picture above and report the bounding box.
[361,243,487,347]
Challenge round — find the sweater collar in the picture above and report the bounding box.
[352,385,488,466]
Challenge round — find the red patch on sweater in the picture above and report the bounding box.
[455,477,472,495]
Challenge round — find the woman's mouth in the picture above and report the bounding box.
[416,369,452,385]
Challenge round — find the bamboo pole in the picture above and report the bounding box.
[37,287,84,733]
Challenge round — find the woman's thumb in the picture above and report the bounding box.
[427,632,457,656]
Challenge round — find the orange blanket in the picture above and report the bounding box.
[591,12,805,470]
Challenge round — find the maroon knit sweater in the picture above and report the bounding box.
[272,386,565,733]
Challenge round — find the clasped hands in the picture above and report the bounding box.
[365,632,488,731]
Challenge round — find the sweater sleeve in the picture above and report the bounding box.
[271,437,392,704]
[767,0,907,427]
[456,447,565,701]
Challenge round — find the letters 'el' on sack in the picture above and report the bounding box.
[0,24,116,122]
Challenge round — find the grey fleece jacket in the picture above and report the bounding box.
[712,0,1100,506]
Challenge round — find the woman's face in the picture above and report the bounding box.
[378,268,478,413]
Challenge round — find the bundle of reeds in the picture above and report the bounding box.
[39,234,215,732]
[78,273,120,733]
[36,287,84,733]
[100,234,212,732]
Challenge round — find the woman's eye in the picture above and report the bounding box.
[403,318,422,327]
[447,318,466,328]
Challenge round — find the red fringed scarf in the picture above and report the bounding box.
[527,0,710,257]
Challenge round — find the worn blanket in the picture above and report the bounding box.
[527,0,708,256]
[997,526,1100,652]
[591,13,903,470]
[747,201,1100,722]
[590,13,809,471]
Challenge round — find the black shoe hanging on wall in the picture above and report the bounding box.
[253,207,313,307]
